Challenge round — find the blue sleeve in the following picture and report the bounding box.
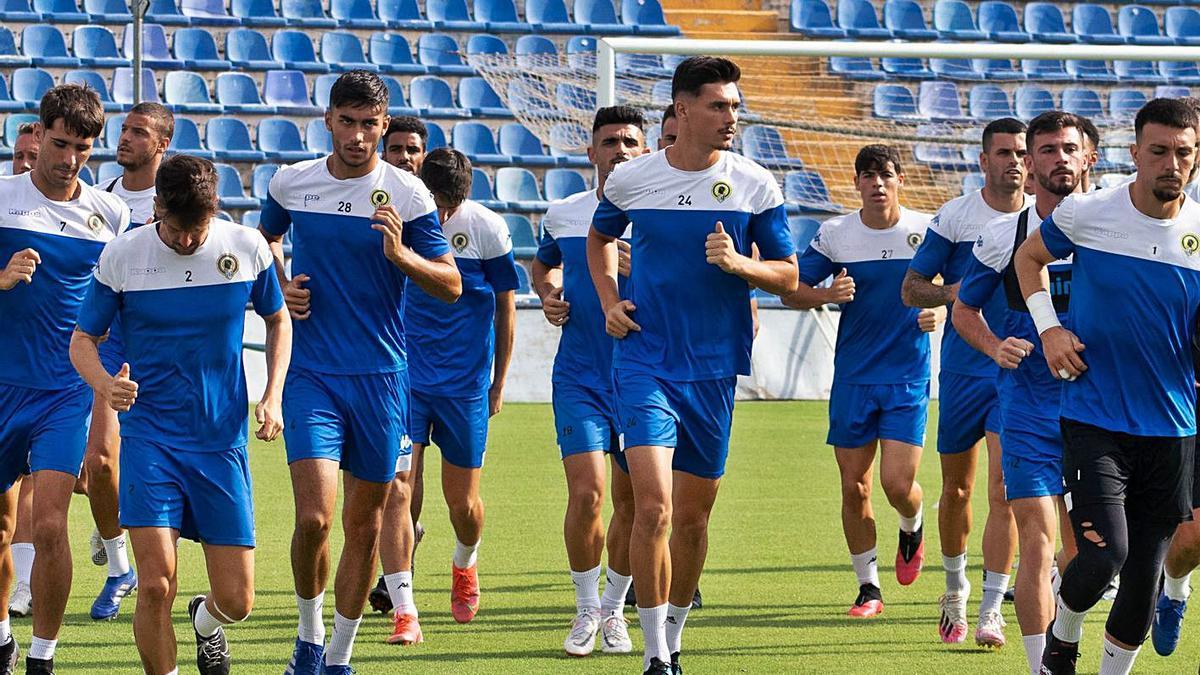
[77,278,120,337]
[592,196,629,239]
[909,229,954,278]
[483,251,520,293]
[748,204,794,260]
[535,227,562,267]
[251,268,284,316]
[957,256,1004,309]
[260,193,291,237]
[798,245,838,287]
[400,210,451,259]
[1040,215,1074,260]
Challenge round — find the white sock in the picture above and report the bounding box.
[453,539,479,569]
[0,619,9,644]
[1164,571,1192,602]
[600,568,633,614]
[943,553,968,594]
[324,611,361,667]
[385,571,417,617]
[103,534,131,577]
[12,543,33,586]
[1097,636,1139,675]
[850,548,880,588]
[165,670,178,675]
[1052,594,1087,644]
[637,604,668,670]
[1022,634,1045,675]
[898,503,923,533]
[570,566,602,613]
[296,593,325,646]
[28,636,55,661]
[193,598,225,638]
[980,570,1010,617]
[664,603,690,655]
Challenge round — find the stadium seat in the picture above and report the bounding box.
[513,263,532,293]
[1118,5,1172,46]
[621,0,678,36]
[1156,85,1190,99]
[427,121,448,151]
[2,114,38,146]
[968,84,1013,120]
[556,83,596,114]
[743,126,805,170]
[76,165,94,185]
[883,0,937,40]
[784,170,839,213]
[330,0,385,28]
[411,75,467,117]
[467,34,508,56]
[305,118,332,154]
[1014,85,1055,120]
[1165,7,1200,46]
[1159,60,1200,85]
[1115,59,1165,84]
[0,28,30,68]
[427,0,485,30]
[216,72,277,114]
[526,0,583,34]
[547,122,590,167]
[837,0,891,39]
[1095,146,1133,173]
[514,34,556,63]
[22,25,80,68]
[1061,88,1105,122]
[1023,3,1076,43]
[503,213,539,258]
[146,0,189,25]
[100,113,125,157]
[496,167,546,210]
[258,118,317,162]
[226,28,278,70]
[251,164,279,201]
[574,0,634,34]
[378,0,430,28]
[281,0,336,26]
[123,24,179,69]
[167,117,214,159]
[180,0,239,24]
[322,32,377,72]
[173,27,230,71]
[0,75,26,113]
[974,58,1022,81]
[453,122,507,164]
[1109,89,1148,124]
[932,0,985,40]
[459,78,510,117]
[417,33,474,76]
[312,72,414,115]
[95,161,122,184]
[930,58,985,81]
[231,0,285,25]
[241,210,261,229]
[110,65,158,107]
[163,71,221,114]
[918,81,970,122]
[914,126,973,170]
[788,216,821,250]
[32,0,86,22]
[263,70,321,115]
[0,0,39,22]
[469,168,503,209]
[791,0,846,38]
[1021,59,1071,82]
[831,56,885,81]
[63,70,121,111]
[273,30,329,73]
[476,0,530,32]
[543,168,587,200]
[215,163,259,210]
[369,33,425,75]
[1072,4,1126,45]
[11,68,54,106]
[72,26,127,68]
[961,173,985,194]
[977,1,1029,43]
[1066,59,1117,82]
[873,83,920,120]
[498,123,554,166]
[207,118,264,162]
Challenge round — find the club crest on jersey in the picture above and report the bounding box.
[1182,233,1200,255]
[370,189,390,207]
[907,232,923,250]
[711,180,732,203]
[86,213,105,233]
[216,253,239,280]
[451,232,470,252]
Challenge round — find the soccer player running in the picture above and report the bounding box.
[786,145,938,619]
[0,84,130,674]
[1015,97,1200,675]
[70,154,289,675]
[260,70,461,675]
[953,111,1089,675]
[85,101,175,623]
[533,105,645,657]
[901,118,1028,647]
[588,56,798,675]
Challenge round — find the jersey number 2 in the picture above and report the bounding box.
[185,270,193,282]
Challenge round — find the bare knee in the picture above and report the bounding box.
[940,480,971,510]
[139,575,175,608]
[31,514,67,550]
[881,476,915,506]
[672,508,711,542]
[214,588,254,622]
[634,497,671,538]
[841,477,871,505]
[85,446,116,480]
[294,508,333,544]
[566,484,604,518]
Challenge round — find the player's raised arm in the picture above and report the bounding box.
[372,203,462,303]
[782,223,854,310]
[705,220,798,296]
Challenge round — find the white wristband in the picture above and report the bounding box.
[1026,290,1061,335]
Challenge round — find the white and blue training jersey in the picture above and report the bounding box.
[0,173,130,390]
[798,208,934,385]
[260,158,447,375]
[77,219,284,450]
[592,150,794,381]
[406,199,519,397]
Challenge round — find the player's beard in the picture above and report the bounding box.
[117,147,154,171]
[337,144,372,169]
[1153,175,1184,202]
[1038,170,1078,197]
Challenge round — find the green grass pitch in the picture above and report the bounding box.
[25,402,1200,673]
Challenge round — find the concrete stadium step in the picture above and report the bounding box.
[664,9,781,33]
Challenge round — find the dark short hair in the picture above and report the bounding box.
[39,84,103,140]
[419,148,472,207]
[16,122,37,137]
[1077,115,1100,150]
[385,116,427,145]
[328,70,389,112]
[155,154,218,228]
[1180,96,1200,119]
[663,103,676,122]
[671,56,741,100]
[854,144,903,176]
[592,105,644,133]
[129,102,174,141]
[1136,97,1200,139]
[981,117,1027,152]
[1025,111,1092,152]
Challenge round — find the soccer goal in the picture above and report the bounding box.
[469,38,1200,214]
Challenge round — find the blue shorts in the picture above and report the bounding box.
[283,368,413,484]
[613,372,736,479]
[827,381,929,449]
[553,381,620,458]
[1001,421,1064,500]
[937,371,1001,455]
[119,438,255,547]
[0,382,91,491]
[411,390,488,469]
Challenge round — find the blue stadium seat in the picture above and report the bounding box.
[258,118,317,162]
[918,80,970,122]
[11,68,53,107]
[784,170,839,213]
[467,34,508,55]
[791,0,846,37]
[498,123,554,166]
[3,114,38,146]
[543,168,587,200]
[1073,4,1125,45]
[1118,5,1172,46]
[1014,85,1054,120]
[1061,88,1104,122]
[547,122,590,167]
[242,210,261,229]
[273,30,330,73]
[507,78,557,115]
[621,0,679,36]
[281,0,336,26]
[1157,85,1190,99]
[616,52,670,78]
[411,75,467,117]
[873,83,919,120]
[1066,59,1117,82]
[1021,59,1070,81]
[378,0,429,28]
[788,216,821,250]
[0,28,31,68]
[83,0,130,22]
[32,0,85,22]
[837,0,891,39]
[95,161,122,184]
[263,70,321,115]
[1159,60,1200,85]
[0,75,26,113]
[515,35,559,69]
[23,25,80,68]
[831,56,885,81]
[305,118,332,154]
[932,0,984,40]
[101,113,125,155]
[427,0,485,30]
[418,33,474,76]
[1023,2,1076,43]
[974,58,1022,80]
[216,72,277,114]
[459,77,511,117]
[1115,59,1165,84]
[1094,147,1132,173]
[215,163,259,210]
[566,36,596,71]
[76,165,94,185]
[251,163,279,201]
[470,168,504,209]
[496,168,546,211]
[1109,89,1147,124]
[476,0,530,32]
[513,264,532,292]
[1165,7,1200,46]
[123,24,179,69]
[526,0,582,34]
[504,213,538,259]
[369,33,425,75]
[72,26,127,68]
[164,71,221,113]
[883,0,937,40]
[63,70,121,111]
[0,0,39,22]
[226,28,278,70]
[914,126,973,170]
[231,0,285,25]
[574,0,634,34]
[381,75,418,115]
[180,0,239,24]
[930,57,986,81]
[556,83,596,113]
[207,118,265,162]
[453,122,507,164]
[961,173,985,194]
[146,0,189,25]
[743,126,805,170]
[173,28,230,70]
[330,0,386,28]
[968,84,1013,120]
[977,1,1029,43]
[322,32,376,72]
[167,117,214,159]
